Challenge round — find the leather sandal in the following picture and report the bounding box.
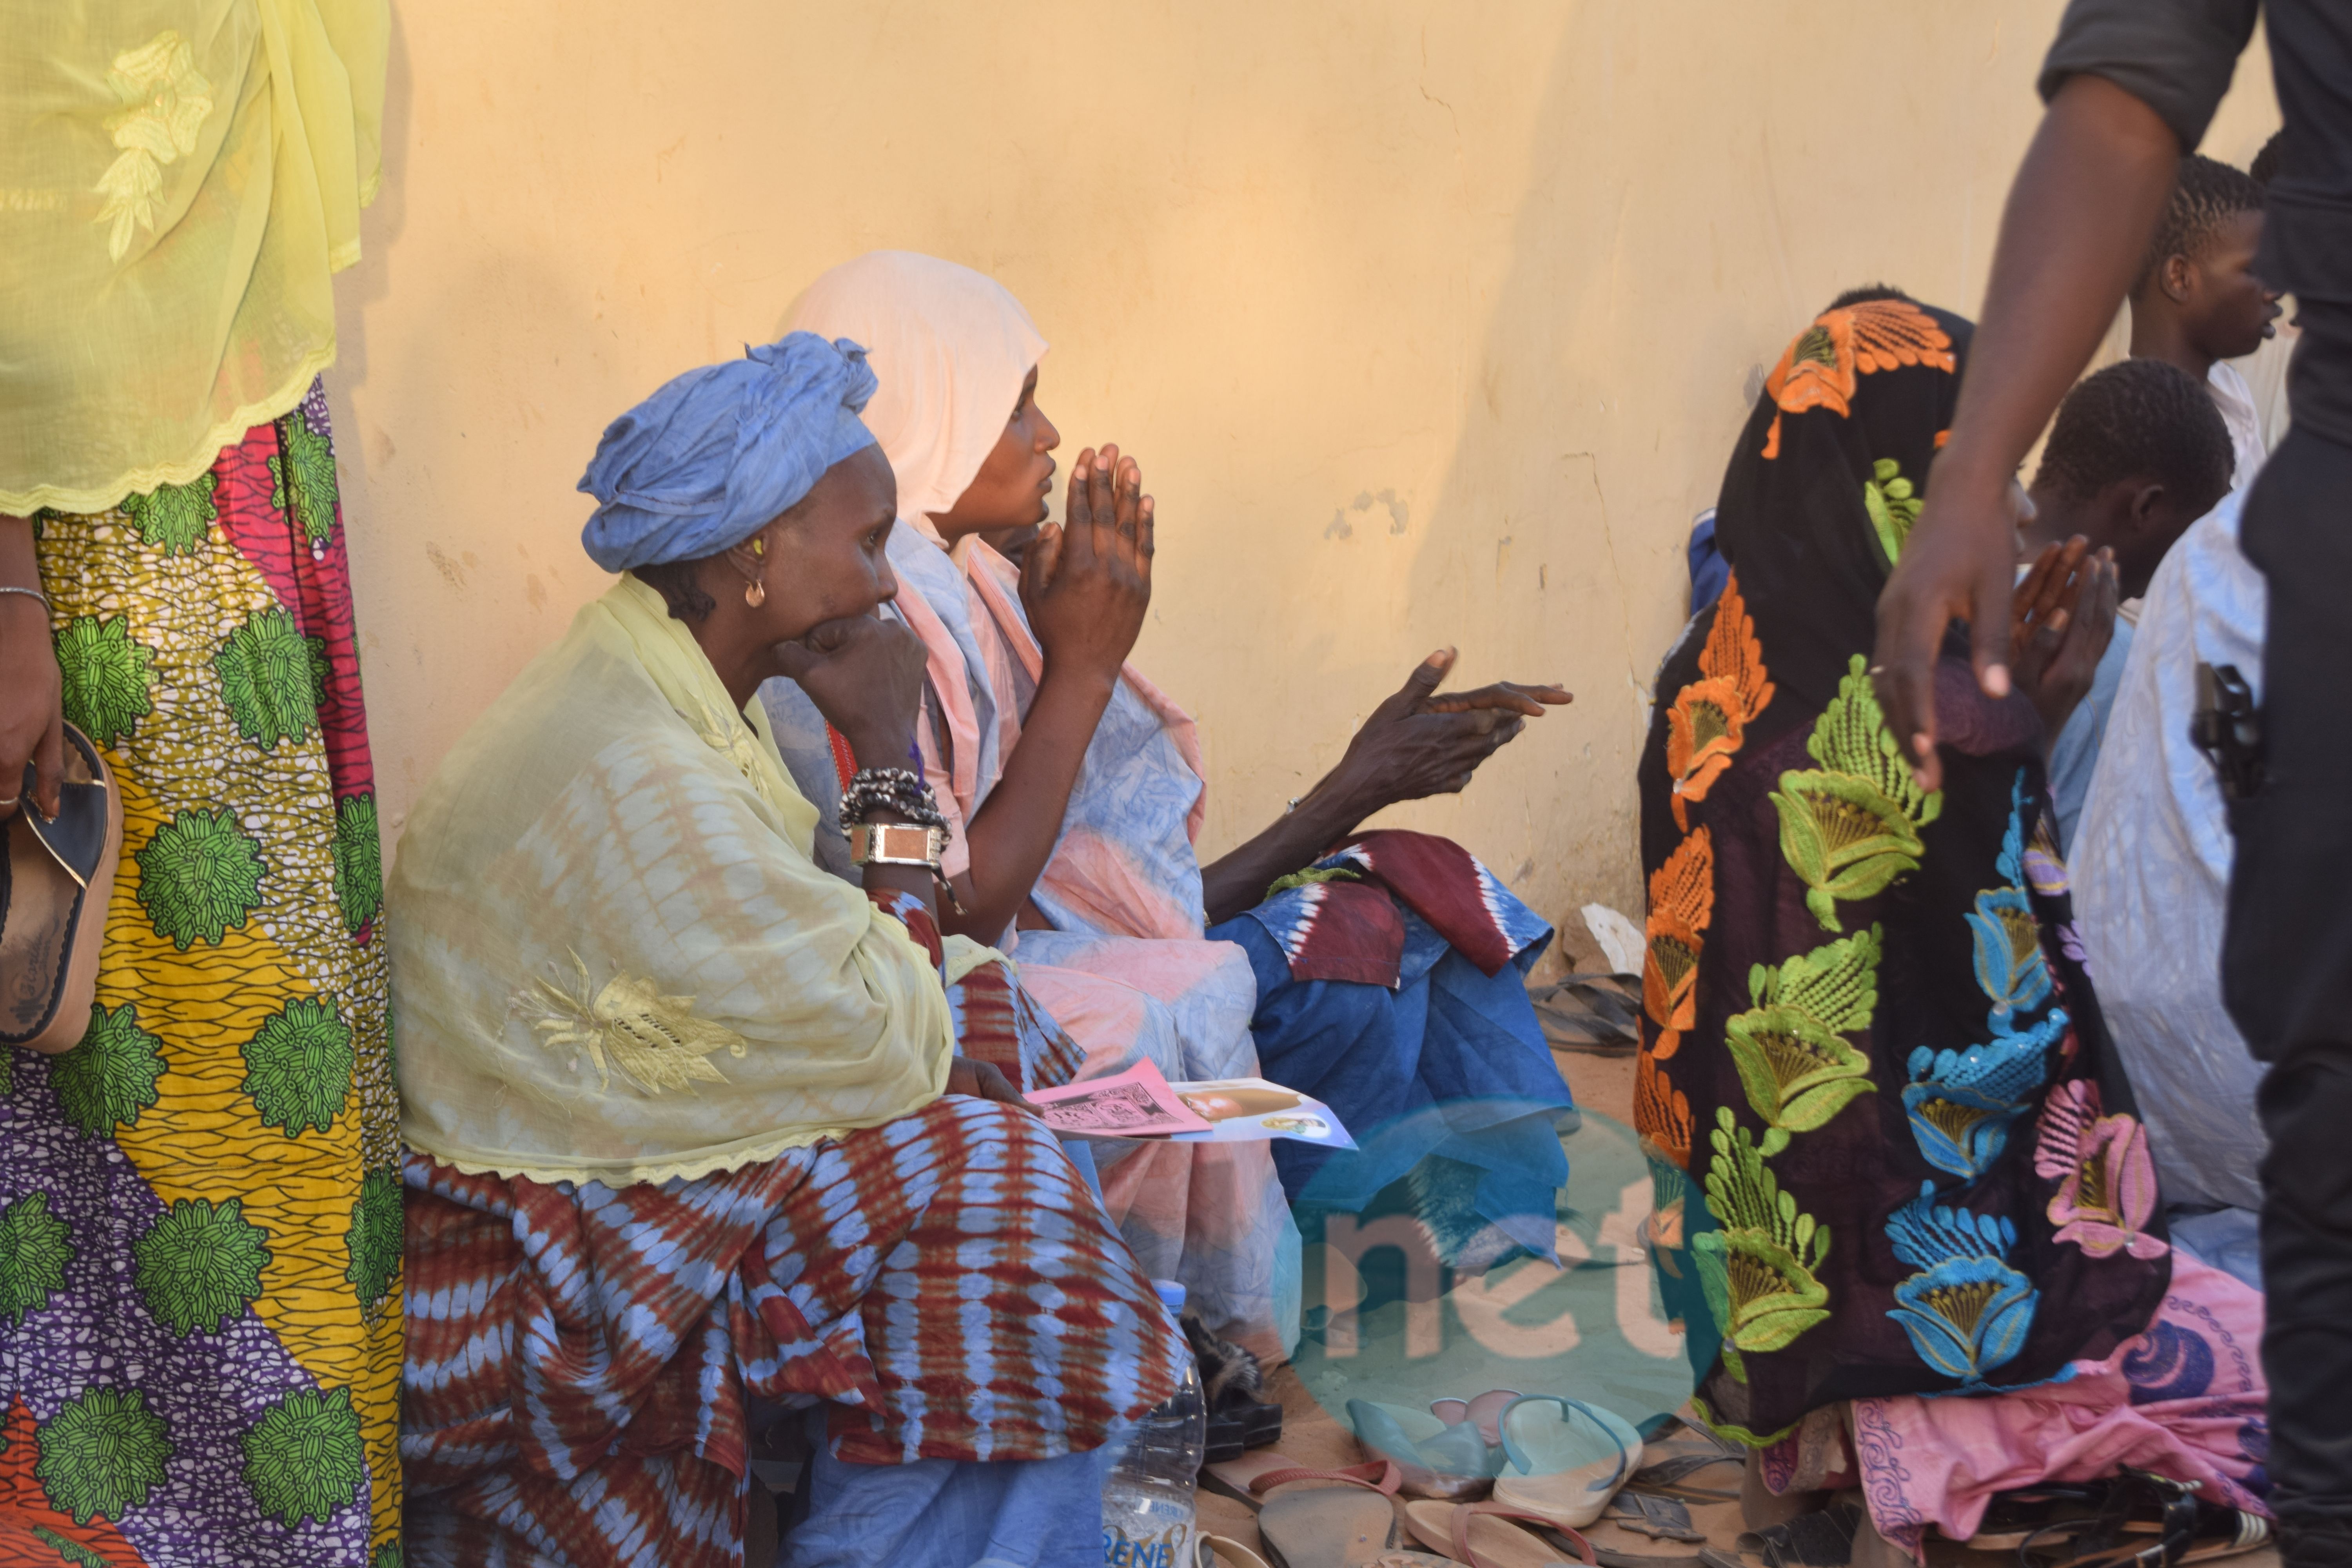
[1,725,122,1053]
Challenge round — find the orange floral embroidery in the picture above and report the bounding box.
[1635,1051,1694,1171]
[1644,828,1714,1060]
[1665,572,1775,830]
[1761,298,1957,458]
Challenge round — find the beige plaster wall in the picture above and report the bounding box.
[333,0,2280,953]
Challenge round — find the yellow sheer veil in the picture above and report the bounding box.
[0,0,387,513]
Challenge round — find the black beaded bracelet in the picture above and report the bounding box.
[840,766,950,835]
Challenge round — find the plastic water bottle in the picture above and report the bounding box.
[1101,1280,1207,1568]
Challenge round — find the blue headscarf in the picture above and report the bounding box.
[578,332,881,572]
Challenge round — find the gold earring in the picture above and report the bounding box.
[744,576,766,608]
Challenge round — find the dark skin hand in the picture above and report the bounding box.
[1196,650,1570,924]
[0,514,64,821]
[665,444,939,913]
[921,363,1159,940]
[2010,535,2120,744]
[923,363,1570,933]
[1872,73,2182,791]
[647,445,1036,1115]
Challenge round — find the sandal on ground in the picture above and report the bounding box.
[1,725,122,1053]
[1431,1390,1524,1450]
[1351,1398,1503,1500]
[1490,1396,1644,1531]
[1402,1500,1599,1567]
[1603,1492,1706,1545]
[2007,1470,2273,1566]
[1623,1417,1744,1504]
[1200,1451,1408,1568]
[1695,1501,1862,1568]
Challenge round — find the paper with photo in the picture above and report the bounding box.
[1167,1077,1356,1149]
[1027,1059,1214,1137]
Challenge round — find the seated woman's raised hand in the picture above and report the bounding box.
[1328,649,1572,812]
[1019,443,1152,691]
[771,612,931,770]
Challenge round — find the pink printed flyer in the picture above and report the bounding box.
[1027,1060,1214,1137]
[1167,1077,1356,1149]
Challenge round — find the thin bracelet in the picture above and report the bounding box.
[0,585,49,610]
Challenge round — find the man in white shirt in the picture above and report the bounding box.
[2070,151,2285,1287]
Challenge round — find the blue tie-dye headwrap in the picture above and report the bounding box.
[578,332,880,573]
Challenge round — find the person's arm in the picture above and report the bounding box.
[0,515,62,821]
[1871,72,2182,790]
[1198,650,1568,924]
[941,447,1152,940]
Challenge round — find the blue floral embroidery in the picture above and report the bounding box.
[1884,1181,2039,1385]
[1901,773,2064,1179]
[1901,1012,2066,1178]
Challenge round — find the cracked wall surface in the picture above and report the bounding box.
[327,0,2281,956]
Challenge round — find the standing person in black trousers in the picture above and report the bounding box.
[1870,5,2352,1563]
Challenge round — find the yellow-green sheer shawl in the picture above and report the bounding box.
[391,577,958,1186]
[0,0,387,514]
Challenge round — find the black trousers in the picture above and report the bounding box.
[2225,425,2352,1565]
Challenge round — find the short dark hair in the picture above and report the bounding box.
[2250,129,2286,188]
[2033,358,2235,516]
[2134,154,2265,294]
[632,560,718,622]
[1825,284,1912,311]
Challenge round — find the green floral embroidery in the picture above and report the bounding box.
[269,415,340,544]
[332,793,383,933]
[1724,925,1882,1132]
[133,1197,269,1336]
[52,1004,167,1137]
[135,808,265,949]
[52,616,155,748]
[0,1192,72,1327]
[121,472,216,557]
[214,606,327,752]
[36,1388,171,1524]
[1684,1397,1797,1452]
[373,1545,403,1568]
[1691,1108,1832,1354]
[242,1386,366,1526]
[242,996,353,1135]
[345,1165,402,1311]
[1769,655,1943,930]
[33,1524,110,1567]
[1864,457,1922,565]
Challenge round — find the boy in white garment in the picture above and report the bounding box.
[2044,153,2283,844]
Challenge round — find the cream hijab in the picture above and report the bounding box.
[786,251,1049,534]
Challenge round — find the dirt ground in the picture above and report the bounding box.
[1191,1042,2283,1567]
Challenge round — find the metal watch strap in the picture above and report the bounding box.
[847,822,947,867]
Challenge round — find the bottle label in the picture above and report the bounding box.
[1102,1519,1191,1567]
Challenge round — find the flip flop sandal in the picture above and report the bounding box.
[1201,1451,1408,1568]
[1202,1537,1278,1568]
[1490,1396,1644,1532]
[1402,1500,1599,1567]
[1624,1452,1743,1504]
[1604,1492,1705,1544]
[1,724,122,1053]
[1351,1399,1501,1500]
[1695,1501,1861,1568]
[1427,1390,1524,1450]
[2015,1494,2274,1565]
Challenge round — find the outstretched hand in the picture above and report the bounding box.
[770,612,929,769]
[1327,648,1571,813]
[1020,443,1153,690]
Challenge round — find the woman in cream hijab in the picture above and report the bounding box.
[769,254,1580,1335]
[393,333,1181,1568]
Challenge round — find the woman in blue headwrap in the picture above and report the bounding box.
[389,333,1185,1568]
